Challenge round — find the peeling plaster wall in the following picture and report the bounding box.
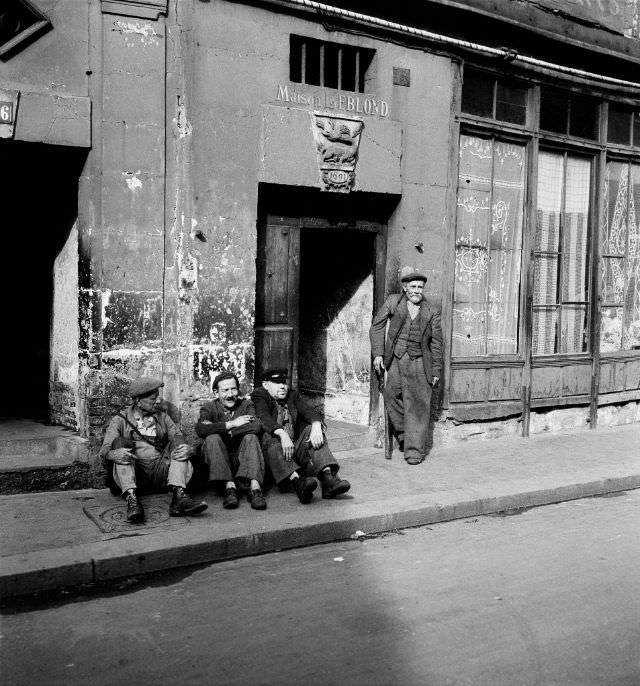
[50,223,80,428]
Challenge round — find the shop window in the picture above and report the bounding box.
[540,89,598,141]
[461,70,528,125]
[600,162,640,351]
[289,35,374,93]
[452,135,525,356]
[533,152,592,355]
[607,106,640,147]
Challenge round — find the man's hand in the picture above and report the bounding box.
[373,356,385,375]
[275,429,294,461]
[171,444,192,461]
[108,447,135,465]
[309,421,324,449]
[226,415,254,430]
[432,376,440,386]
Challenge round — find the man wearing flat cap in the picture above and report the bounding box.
[99,377,207,523]
[251,368,351,503]
[195,370,267,511]
[370,266,443,465]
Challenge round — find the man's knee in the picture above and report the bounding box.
[241,433,260,447]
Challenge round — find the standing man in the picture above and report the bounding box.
[251,368,351,504]
[370,266,443,465]
[99,377,208,523]
[195,371,267,511]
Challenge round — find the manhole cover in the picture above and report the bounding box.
[83,497,180,534]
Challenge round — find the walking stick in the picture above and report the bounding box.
[377,367,393,460]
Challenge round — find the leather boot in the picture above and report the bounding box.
[294,476,318,504]
[169,487,208,517]
[124,489,144,524]
[320,471,351,499]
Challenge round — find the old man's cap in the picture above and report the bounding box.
[261,367,288,383]
[128,377,164,398]
[399,266,428,283]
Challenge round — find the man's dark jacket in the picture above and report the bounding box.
[370,293,443,382]
[194,397,261,442]
[251,386,323,438]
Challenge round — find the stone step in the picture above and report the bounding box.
[325,419,376,453]
[0,419,92,494]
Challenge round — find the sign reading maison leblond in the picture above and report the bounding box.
[276,84,389,117]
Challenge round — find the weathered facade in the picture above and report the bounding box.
[1,0,639,483]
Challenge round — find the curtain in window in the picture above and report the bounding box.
[601,162,640,351]
[452,135,525,356]
[533,152,590,355]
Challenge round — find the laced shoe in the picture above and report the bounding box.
[223,487,239,509]
[124,489,144,524]
[247,488,267,511]
[320,471,351,499]
[294,476,318,504]
[169,487,208,517]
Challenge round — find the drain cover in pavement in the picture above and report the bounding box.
[83,495,178,533]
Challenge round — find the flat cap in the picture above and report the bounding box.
[399,266,427,283]
[128,377,164,398]
[260,367,288,383]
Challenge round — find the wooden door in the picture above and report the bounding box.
[254,219,301,384]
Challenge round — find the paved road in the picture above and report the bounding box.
[2,491,639,686]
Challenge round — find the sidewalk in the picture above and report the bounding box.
[1,423,639,598]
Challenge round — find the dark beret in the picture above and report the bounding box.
[128,377,164,398]
[260,367,288,383]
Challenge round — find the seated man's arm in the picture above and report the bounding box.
[163,413,192,460]
[250,390,281,435]
[194,402,228,438]
[227,399,262,438]
[99,415,134,465]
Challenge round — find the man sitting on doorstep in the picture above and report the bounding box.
[251,367,351,504]
[195,371,267,511]
[99,377,208,524]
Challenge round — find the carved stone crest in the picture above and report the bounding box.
[312,114,364,193]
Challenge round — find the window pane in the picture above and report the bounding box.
[633,113,640,147]
[535,152,563,253]
[560,305,588,353]
[495,82,527,125]
[486,142,525,353]
[601,306,623,352]
[533,306,558,355]
[569,97,597,140]
[608,106,632,145]
[461,71,493,118]
[324,44,339,89]
[602,161,627,256]
[290,36,302,82]
[601,257,625,305]
[453,136,525,356]
[533,257,559,304]
[305,40,321,86]
[561,157,591,303]
[624,165,640,349]
[540,89,568,134]
[341,46,356,92]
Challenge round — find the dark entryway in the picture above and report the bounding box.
[255,214,385,425]
[0,140,84,419]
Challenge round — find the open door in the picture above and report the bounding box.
[254,218,300,384]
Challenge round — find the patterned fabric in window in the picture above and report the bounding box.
[600,162,640,352]
[452,135,525,356]
[533,152,591,355]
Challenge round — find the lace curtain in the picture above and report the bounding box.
[452,135,525,356]
[601,162,640,352]
[533,152,591,355]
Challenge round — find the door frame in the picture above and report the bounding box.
[255,214,387,424]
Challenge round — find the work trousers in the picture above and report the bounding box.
[261,425,338,485]
[384,353,433,462]
[113,456,192,493]
[201,433,265,484]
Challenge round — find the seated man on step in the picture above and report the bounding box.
[195,371,267,511]
[99,377,208,524]
[251,367,351,504]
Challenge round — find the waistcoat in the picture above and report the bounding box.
[394,310,423,359]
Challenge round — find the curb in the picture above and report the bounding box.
[2,474,639,599]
